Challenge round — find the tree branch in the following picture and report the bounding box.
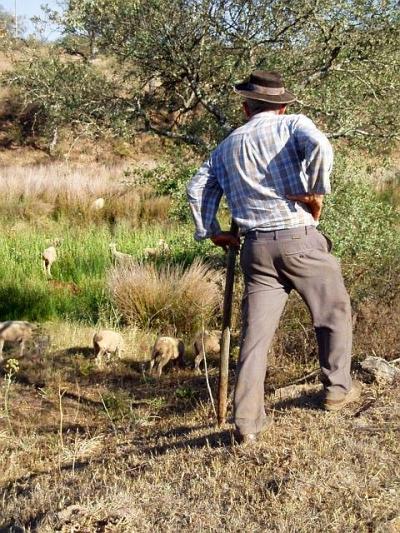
[327,128,400,140]
[141,114,211,150]
[299,45,341,88]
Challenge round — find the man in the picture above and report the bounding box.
[187,71,361,444]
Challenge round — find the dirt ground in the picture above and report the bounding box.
[0,326,399,532]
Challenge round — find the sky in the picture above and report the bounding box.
[1,0,64,39]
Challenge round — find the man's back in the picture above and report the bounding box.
[188,111,333,237]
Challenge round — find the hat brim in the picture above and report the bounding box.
[233,82,296,104]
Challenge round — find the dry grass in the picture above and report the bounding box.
[0,164,173,226]
[0,145,51,166]
[140,196,172,224]
[48,321,154,363]
[0,331,399,532]
[353,297,400,361]
[0,164,136,222]
[109,259,223,336]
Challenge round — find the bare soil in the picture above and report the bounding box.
[1,328,399,532]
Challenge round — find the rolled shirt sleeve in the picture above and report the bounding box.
[294,115,333,194]
[187,157,223,240]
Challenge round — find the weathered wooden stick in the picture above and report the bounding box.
[218,220,239,426]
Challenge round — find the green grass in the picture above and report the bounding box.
[0,218,220,323]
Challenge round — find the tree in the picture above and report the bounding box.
[0,4,15,47]
[9,0,400,148]
[6,54,136,151]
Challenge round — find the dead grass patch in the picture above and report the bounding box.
[0,164,171,226]
[0,318,399,531]
[140,196,172,224]
[1,358,399,532]
[109,259,223,336]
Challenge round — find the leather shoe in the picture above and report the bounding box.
[324,380,362,411]
[234,416,273,446]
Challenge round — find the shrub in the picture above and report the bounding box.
[139,164,198,223]
[108,259,223,336]
[319,153,400,303]
[6,54,136,144]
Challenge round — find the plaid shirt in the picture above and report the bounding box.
[187,112,333,240]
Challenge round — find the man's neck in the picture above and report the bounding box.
[247,110,282,121]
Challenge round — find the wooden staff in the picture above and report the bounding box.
[217,220,239,426]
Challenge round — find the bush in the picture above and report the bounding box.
[6,54,136,144]
[108,259,223,336]
[319,153,400,302]
[140,164,198,223]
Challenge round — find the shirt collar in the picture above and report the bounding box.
[248,111,280,122]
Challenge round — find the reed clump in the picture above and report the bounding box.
[108,259,223,336]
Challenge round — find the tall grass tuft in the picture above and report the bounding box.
[108,259,223,336]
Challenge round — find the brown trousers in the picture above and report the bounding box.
[234,225,353,435]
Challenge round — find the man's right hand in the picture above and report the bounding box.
[211,232,240,251]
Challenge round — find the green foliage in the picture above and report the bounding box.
[54,0,400,146]
[10,0,399,148]
[6,53,135,144]
[139,162,230,232]
[145,164,199,223]
[175,386,196,400]
[49,0,137,58]
[320,153,400,301]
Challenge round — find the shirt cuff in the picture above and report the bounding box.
[309,184,331,194]
[194,220,221,241]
